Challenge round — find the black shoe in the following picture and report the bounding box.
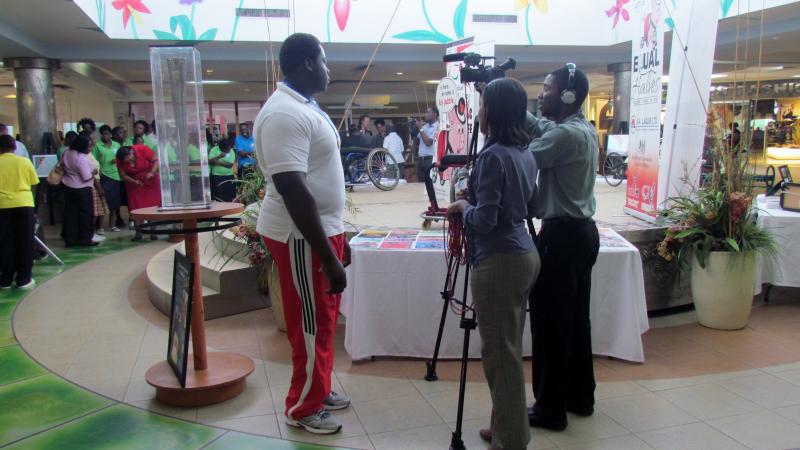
[567,404,594,417]
[131,235,143,242]
[78,242,100,247]
[527,406,567,431]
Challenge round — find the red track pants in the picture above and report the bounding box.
[263,233,345,420]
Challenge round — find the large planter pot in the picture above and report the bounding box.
[268,262,286,332]
[691,251,757,330]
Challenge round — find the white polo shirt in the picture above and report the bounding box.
[254,82,345,242]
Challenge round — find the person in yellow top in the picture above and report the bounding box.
[0,135,39,289]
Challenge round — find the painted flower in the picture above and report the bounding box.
[112,0,151,29]
[606,0,631,29]
[515,0,548,13]
[333,0,351,31]
[179,0,202,3]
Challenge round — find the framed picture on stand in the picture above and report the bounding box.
[167,250,194,387]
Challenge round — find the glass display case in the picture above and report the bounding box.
[149,46,211,210]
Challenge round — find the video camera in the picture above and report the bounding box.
[442,52,517,84]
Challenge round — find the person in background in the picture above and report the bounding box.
[371,118,386,148]
[526,64,600,432]
[124,120,157,151]
[111,126,129,229]
[358,114,372,136]
[235,123,255,179]
[57,131,78,161]
[77,117,96,137]
[209,138,236,202]
[416,107,439,182]
[93,125,123,232]
[382,124,405,180]
[112,126,127,146]
[116,142,160,241]
[727,122,741,151]
[79,131,108,241]
[254,32,351,436]
[186,132,204,201]
[60,135,99,247]
[0,124,29,159]
[448,78,540,450]
[0,135,39,289]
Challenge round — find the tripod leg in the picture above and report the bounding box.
[450,264,474,450]
[426,254,459,381]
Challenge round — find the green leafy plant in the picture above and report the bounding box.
[658,112,775,269]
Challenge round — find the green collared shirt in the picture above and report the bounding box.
[526,112,598,220]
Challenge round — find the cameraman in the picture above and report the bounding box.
[416,107,439,182]
[448,78,539,450]
[526,64,600,432]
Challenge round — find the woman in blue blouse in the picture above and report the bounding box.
[448,78,540,450]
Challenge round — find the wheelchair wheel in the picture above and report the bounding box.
[603,153,626,187]
[367,148,400,191]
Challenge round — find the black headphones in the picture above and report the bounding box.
[560,62,577,105]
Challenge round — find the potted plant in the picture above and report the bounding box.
[658,116,775,330]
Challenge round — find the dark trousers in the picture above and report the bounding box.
[530,218,600,419]
[211,174,236,202]
[417,156,433,183]
[0,207,35,286]
[238,165,254,180]
[61,185,94,246]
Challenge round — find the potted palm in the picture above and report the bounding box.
[658,117,775,330]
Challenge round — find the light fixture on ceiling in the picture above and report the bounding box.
[793,75,800,78]
[769,66,784,71]
[200,80,233,84]
[4,94,16,99]
[396,72,404,76]
[424,79,440,84]
[710,73,728,79]
[206,69,214,74]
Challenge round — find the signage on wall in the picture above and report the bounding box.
[710,80,800,101]
[624,0,664,220]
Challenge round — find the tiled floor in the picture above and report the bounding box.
[7,236,800,449]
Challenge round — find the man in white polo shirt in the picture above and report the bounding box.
[254,33,351,436]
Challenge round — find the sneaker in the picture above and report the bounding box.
[323,391,351,411]
[129,221,135,230]
[93,234,106,242]
[17,279,36,290]
[285,410,342,435]
[110,227,121,232]
[0,283,12,290]
[96,228,105,235]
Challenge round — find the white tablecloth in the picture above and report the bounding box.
[756,195,800,290]
[341,229,649,363]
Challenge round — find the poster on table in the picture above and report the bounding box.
[624,0,665,221]
[657,0,720,208]
[431,37,493,205]
[167,250,194,387]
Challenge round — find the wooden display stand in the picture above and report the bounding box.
[133,202,255,407]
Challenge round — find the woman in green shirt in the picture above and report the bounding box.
[124,120,157,151]
[208,138,236,202]
[93,125,123,232]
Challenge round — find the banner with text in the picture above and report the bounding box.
[624,0,664,220]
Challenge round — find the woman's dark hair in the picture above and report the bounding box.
[133,135,144,145]
[279,33,322,75]
[218,138,231,151]
[116,146,132,161]
[70,135,91,154]
[99,125,112,134]
[0,135,16,152]
[482,78,530,147]
[77,117,96,134]
[64,130,78,145]
[134,120,150,134]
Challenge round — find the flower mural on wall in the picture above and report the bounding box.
[112,0,151,39]
[153,0,217,41]
[515,0,548,45]
[392,0,470,44]
[326,0,351,42]
[606,0,631,29]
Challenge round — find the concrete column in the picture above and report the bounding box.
[608,62,631,134]
[3,58,60,154]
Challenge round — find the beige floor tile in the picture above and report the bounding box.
[451,418,557,450]
[557,435,652,450]
[657,383,763,420]
[130,351,167,378]
[598,393,699,433]
[80,377,131,401]
[637,422,748,450]
[718,373,800,409]
[708,410,800,450]
[762,361,800,374]
[124,376,156,403]
[246,362,269,388]
[264,361,293,387]
[353,394,443,434]
[337,373,419,403]
[544,412,629,446]
[595,381,649,400]
[206,414,281,438]
[423,384,493,424]
[129,399,198,422]
[774,404,800,426]
[196,386,275,422]
[635,369,762,392]
[370,424,453,450]
[276,409,367,443]
[774,368,800,387]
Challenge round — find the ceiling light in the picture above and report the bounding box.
[206,69,214,74]
[793,75,800,78]
[710,74,728,79]
[396,72,404,76]
[769,66,784,71]
[201,80,233,84]
[4,94,16,99]
[424,80,440,84]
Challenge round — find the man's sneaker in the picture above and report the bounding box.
[96,228,105,235]
[285,410,342,435]
[110,227,121,232]
[323,391,351,411]
[93,234,106,242]
[0,283,12,290]
[17,279,35,290]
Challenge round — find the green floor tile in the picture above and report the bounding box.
[6,404,220,450]
[0,301,14,320]
[0,374,112,446]
[204,431,338,450]
[0,346,45,386]
[0,322,14,347]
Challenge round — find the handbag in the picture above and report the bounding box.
[46,162,64,186]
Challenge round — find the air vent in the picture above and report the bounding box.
[236,8,290,18]
[472,14,517,24]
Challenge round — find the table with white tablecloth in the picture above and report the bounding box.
[755,195,800,294]
[340,228,649,363]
